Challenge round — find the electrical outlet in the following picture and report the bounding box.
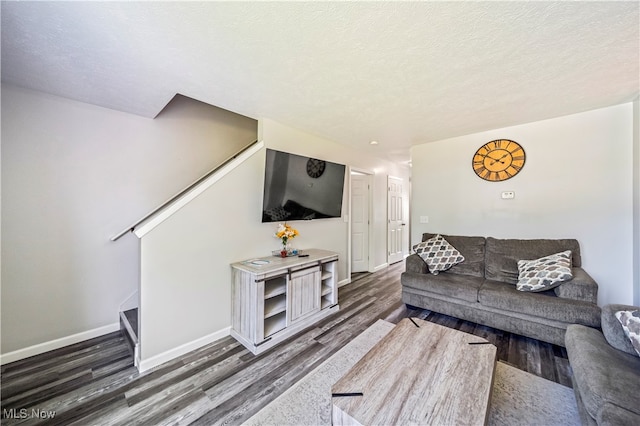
[420,216,429,223]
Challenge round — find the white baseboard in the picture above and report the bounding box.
[373,263,389,272]
[138,327,231,373]
[0,322,120,365]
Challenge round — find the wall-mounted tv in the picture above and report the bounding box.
[262,149,346,223]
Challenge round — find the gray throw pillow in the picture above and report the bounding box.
[412,234,465,275]
[516,250,573,292]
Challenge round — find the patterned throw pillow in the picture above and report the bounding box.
[615,310,640,357]
[412,234,465,275]
[516,250,573,292]
[265,206,290,222]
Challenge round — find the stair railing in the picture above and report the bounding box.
[110,139,260,241]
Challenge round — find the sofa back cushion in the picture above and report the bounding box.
[485,237,582,284]
[421,233,485,277]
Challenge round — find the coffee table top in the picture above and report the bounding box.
[331,317,497,426]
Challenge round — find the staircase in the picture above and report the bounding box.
[119,308,139,366]
[111,139,263,371]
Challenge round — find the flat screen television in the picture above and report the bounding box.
[262,149,346,223]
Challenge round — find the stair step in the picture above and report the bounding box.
[119,308,138,350]
[123,308,138,338]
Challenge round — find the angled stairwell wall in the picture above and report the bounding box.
[1,85,257,363]
[137,142,268,370]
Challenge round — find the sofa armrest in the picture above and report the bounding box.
[601,304,640,357]
[553,267,598,304]
[406,254,428,274]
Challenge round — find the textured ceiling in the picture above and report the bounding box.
[2,1,638,163]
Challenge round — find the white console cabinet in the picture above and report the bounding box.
[230,249,339,355]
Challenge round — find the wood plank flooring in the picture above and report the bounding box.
[1,261,572,425]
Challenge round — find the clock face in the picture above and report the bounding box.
[472,139,526,182]
[306,158,326,178]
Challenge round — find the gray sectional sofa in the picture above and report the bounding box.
[401,233,601,346]
[565,305,640,425]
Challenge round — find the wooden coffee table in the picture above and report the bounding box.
[331,318,496,425]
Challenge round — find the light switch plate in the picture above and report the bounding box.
[501,191,515,199]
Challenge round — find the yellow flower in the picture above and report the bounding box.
[275,223,299,244]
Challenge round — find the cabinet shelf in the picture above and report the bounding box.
[320,260,337,309]
[264,312,286,337]
[264,277,287,299]
[322,283,333,296]
[264,295,286,319]
[321,295,335,310]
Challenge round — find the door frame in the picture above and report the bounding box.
[387,175,408,264]
[348,167,374,280]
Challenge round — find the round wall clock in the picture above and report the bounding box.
[472,139,526,182]
[306,158,326,178]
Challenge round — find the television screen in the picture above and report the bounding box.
[262,149,346,223]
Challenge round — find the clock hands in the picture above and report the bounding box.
[484,152,509,165]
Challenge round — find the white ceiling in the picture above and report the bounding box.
[2,1,638,163]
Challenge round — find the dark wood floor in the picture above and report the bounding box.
[0,261,572,425]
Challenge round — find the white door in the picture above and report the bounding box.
[351,173,370,273]
[388,176,405,264]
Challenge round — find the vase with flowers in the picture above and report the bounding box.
[275,223,299,257]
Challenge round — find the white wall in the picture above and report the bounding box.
[634,97,639,306]
[1,85,257,357]
[140,150,266,363]
[411,103,634,306]
[138,117,410,364]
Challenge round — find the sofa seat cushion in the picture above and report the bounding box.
[401,272,483,303]
[565,325,640,420]
[478,281,600,326]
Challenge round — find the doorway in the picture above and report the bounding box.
[388,176,405,264]
[350,171,372,274]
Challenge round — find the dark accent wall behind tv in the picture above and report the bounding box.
[262,149,346,222]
